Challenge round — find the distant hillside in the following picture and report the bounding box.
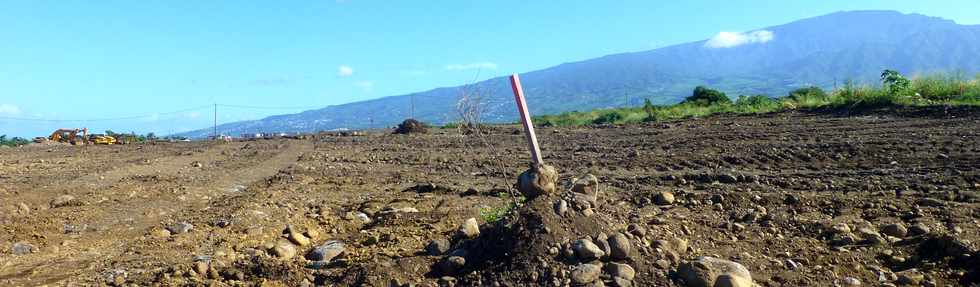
[176,10,980,138]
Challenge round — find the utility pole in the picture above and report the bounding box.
[410,95,416,119]
[213,103,217,140]
[624,87,630,108]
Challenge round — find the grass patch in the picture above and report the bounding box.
[534,71,980,127]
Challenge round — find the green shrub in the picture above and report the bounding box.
[734,95,781,113]
[881,69,912,96]
[593,111,624,124]
[683,86,731,106]
[0,135,30,147]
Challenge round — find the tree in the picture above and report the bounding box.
[146,132,157,141]
[881,69,911,96]
[683,86,731,106]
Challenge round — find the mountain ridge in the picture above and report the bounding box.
[176,10,980,138]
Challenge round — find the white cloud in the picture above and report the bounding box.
[0,104,21,116]
[444,62,498,71]
[354,81,374,92]
[337,65,354,77]
[704,30,774,48]
[185,112,201,119]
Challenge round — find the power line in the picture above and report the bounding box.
[0,105,213,122]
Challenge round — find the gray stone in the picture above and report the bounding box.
[167,222,194,234]
[50,195,78,208]
[440,256,466,275]
[654,192,675,205]
[831,223,852,234]
[570,264,602,284]
[896,269,924,285]
[604,262,635,280]
[272,240,297,259]
[916,198,945,207]
[612,277,632,287]
[458,218,480,239]
[554,199,569,216]
[11,242,34,255]
[908,223,931,236]
[881,223,908,238]
[426,238,451,256]
[714,274,752,287]
[573,239,605,261]
[677,257,753,287]
[307,240,345,261]
[841,276,861,286]
[608,232,631,260]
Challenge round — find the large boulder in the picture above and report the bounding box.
[517,164,558,199]
[677,257,753,287]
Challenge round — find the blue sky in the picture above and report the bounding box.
[1,0,979,137]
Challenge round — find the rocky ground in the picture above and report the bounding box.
[1,108,979,286]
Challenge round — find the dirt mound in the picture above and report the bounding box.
[394,119,427,134]
[434,190,652,286]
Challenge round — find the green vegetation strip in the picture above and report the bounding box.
[533,71,980,127]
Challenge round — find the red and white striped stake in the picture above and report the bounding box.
[509,73,544,165]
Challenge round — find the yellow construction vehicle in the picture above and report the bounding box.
[89,134,117,145]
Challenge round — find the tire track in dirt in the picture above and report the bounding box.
[0,140,312,286]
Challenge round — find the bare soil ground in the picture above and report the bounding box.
[1,108,979,286]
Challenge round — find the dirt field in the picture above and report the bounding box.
[2,108,979,287]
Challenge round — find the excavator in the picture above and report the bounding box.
[33,128,89,145]
[33,128,118,145]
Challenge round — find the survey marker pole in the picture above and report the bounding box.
[510,74,544,165]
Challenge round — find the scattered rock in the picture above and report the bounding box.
[286,225,312,246]
[608,232,631,260]
[916,198,945,207]
[214,219,232,228]
[554,199,569,216]
[908,223,931,236]
[271,240,297,259]
[11,242,34,255]
[570,263,602,285]
[440,256,466,275]
[573,239,605,261]
[150,228,171,238]
[458,218,480,239]
[604,262,636,280]
[571,174,600,198]
[784,194,800,205]
[677,257,753,287]
[426,238,451,256]
[307,240,345,261]
[517,164,558,199]
[50,195,79,208]
[881,223,908,238]
[166,222,194,234]
[896,269,924,285]
[841,277,861,286]
[714,274,752,287]
[654,191,675,205]
[627,224,647,237]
